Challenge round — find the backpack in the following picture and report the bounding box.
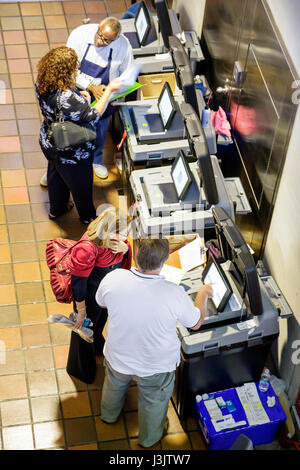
[46,238,96,303]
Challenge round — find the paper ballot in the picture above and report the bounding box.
[178,236,206,272]
[161,264,183,284]
[236,383,270,426]
[91,61,143,106]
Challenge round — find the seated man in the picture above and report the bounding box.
[95,237,213,448]
[40,17,134,186]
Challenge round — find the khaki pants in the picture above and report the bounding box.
[101,359,175,447]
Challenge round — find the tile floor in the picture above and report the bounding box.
[0,0,206,451]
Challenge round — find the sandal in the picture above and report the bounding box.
[48,202,74,220]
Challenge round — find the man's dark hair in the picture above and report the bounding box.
[136,238,169,272]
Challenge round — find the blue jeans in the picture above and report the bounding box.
[101,359,175,447]
[94,116,110,165]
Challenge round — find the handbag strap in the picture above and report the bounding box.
[54,91,64,123]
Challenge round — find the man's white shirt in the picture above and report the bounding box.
[66,24,134,89]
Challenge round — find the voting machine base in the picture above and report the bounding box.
[173,333,278,420]
[173,275,280,420]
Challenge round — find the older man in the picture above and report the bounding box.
[95,237,213,448]
[40,17,133,186]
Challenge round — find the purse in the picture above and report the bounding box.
[46,237,98,303]
[46,91,96,149]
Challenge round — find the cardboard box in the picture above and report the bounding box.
[137,72,176,100]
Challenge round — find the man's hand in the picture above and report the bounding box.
[87,83,107,100]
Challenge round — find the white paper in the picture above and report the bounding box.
[161,264,183,284]
[236,382,270,426]
[117,61,142,91]
[178,236,206,272]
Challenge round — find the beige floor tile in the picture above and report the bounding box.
[95,415,127,442]
[49,322,71,345]
[3,425,34,450]
[0,284,16,305]
[161,432,191,450]
[43,280,56,302]
[5,204,32,223]
[125,411,139,438]
[0,244,12,263]
[99,439,130,450]
[167,403,186,434]
[124,384,138,411]
[34,221,61,241]
[56,368,87,393]
[16,281,45,303]
[0,326,21,349]
[0,374,27,400]
[3,187,30,205]
[31,395,61,422]
[25,347,54,371]
[61,391,92,419]
[34,421,65,449]
[0,350,25,375]
[19,302,47,324]
[22,324,51,347]
[0,206,6,224]
[8,223,34,242]
[40,260,50,280]
[11,242,38,262]
[1,399,31,426]
[64,417,97,446]
[0,225,9,243]
[0,305,19,327]
[28,370,58,397]
[68,443,98,450]
[1,169,26,187]
[129,438,161,450]
[13,261,41,283]
[0,263,13,283]
[89,389,101,416]
[53,344,69,369]
[46,301,73,317]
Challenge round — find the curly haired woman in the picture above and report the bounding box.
[36,46,122,224]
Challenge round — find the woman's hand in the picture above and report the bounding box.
[80,90,91,105]
[107,77,123,93]
[74,300,87,330]
[74,316,86,330]
[109,239,128,254]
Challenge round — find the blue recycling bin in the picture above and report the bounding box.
[195,383,286,450]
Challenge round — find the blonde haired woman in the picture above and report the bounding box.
[66,207,132,383]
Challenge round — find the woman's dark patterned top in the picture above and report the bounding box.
[36,85,100,164]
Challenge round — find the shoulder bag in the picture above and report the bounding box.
[46,91,96,149]
[46,237,98,303]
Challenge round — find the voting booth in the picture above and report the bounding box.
[172,207,280,419]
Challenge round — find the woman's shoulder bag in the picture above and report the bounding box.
[46,237,97,303]
[46,91,96,149]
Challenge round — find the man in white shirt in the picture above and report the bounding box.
[96,237,213,448]
[40,17,134,186]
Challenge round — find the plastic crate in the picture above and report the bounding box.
[195,383,286,450]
